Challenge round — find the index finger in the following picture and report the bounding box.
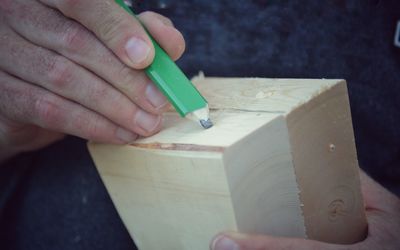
[40,0,154,69]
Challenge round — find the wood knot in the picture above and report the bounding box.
[329,143,336,152]
[317,185,356,223]
[328,199,346,221]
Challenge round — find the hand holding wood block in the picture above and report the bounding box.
[88,77,367,250]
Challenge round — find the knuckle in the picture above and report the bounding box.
[97,12,127,44]
[117,66,135,87]
[87,83,126,115]
[62,22,92,54]
[34,96,63,128]
[83,118,101,141]
[117,66,146,98]
[58,0,81,13]
[81,114,111,142]
[47,56,74,90]
[128,81,147,103]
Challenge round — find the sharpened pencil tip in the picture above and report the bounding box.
[200,119,213,129]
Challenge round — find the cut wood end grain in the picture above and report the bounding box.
[88,77,367,250]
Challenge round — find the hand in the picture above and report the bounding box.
[0,0,185,161]
[210,170,400,250]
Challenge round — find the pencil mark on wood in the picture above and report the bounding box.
[210,108,285,114]
[131,142,225,152]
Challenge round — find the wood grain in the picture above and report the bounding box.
[88,77,367,250]
[286,81,367,243]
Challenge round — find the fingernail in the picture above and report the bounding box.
[146,83,168,109]
[157,17,174,27]
[115,127,137,143]
[125,37,150,65]
[135,110,161,133]
[211,235,240,250]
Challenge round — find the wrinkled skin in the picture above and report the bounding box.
[0,0,185,162]
[211,171,400,250]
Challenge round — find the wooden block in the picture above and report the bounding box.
[88,77,367,250]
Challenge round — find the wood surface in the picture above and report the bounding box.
[286,82,367,243]
[88,77,367,250]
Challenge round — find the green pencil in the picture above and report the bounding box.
[115,0,213,129]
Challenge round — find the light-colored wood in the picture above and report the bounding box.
[88,77,367,250]
[286,82,367,243]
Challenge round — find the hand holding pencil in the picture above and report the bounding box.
[0,0,186,162]
[116,0,213,129]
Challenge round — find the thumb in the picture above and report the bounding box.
[210,232,345,250]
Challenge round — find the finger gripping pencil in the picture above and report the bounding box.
[115,0,213,129]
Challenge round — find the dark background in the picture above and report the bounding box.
[1,0,399,249]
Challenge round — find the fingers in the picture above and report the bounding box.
[40,0,154,69]
[359,170,400,214]
[357,171,400,250]
[0,71,137,144]
[210,232,346,250]
[39,0,185,68]
[0,115,65,152]
[39,0,153,71]
[138,11,185,61]
[0,26,162,137]
[3,0,169,115]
